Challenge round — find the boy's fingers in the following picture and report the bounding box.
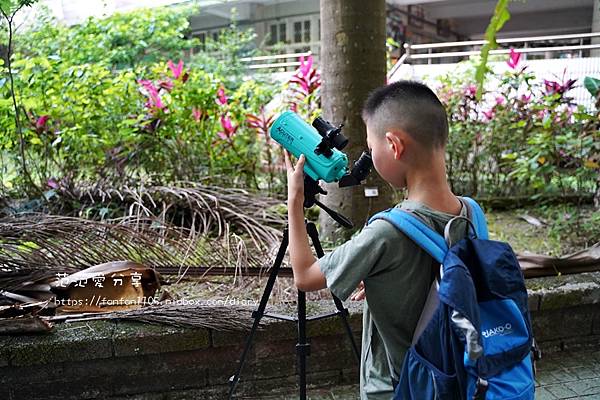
[295,154,305,171]
[351,288,366,301]
[284,151,293,172]
[351,281,366,301]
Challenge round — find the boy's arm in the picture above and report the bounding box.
[285,152,327,292]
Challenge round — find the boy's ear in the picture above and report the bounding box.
[385,131,405,160]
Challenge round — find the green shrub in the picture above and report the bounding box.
[0,5,285,194]
[437,52,599,198]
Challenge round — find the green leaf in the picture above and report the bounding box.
[475,0,511,99]
[0,0,15,14]
[583,76,600,97]
[0,0,37,16]
[501,152,517,160]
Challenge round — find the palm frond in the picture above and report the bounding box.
[43,303,257,332]
[52,181,286,248]
[0,214,275,292]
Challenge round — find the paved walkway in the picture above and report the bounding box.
[535,348,600,399]
[273,347,600,399]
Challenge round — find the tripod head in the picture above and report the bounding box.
[303,175,354,228]
[302,150,373,229]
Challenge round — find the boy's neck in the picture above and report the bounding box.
[405,156,461,215]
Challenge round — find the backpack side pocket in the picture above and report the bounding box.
[395,346,461,400]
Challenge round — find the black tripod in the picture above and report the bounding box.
[228,177,361,399]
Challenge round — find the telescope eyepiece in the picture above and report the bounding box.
[312,117,349,153]
[352,151,373,182]
[338,151,373,188]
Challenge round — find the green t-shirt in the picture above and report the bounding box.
[319,199,469,400]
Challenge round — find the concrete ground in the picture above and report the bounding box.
[269,347,600,399]
[535,348,600,399]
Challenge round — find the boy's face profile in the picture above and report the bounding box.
[365,122,409,189]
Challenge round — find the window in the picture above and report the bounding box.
[318,19,321,41]
[294,22,302,43]
[304,20,311,42]
[268,23,288,45]
[279,23,286,42]
[191,32,208,52]
[292,19,311,44]
[269,24,277,45]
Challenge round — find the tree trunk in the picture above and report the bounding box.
[319,0,394,241]
[592,0,600,57]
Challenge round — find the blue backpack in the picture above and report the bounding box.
[368,197,537,400]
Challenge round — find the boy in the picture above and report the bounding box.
[284,80,469,399]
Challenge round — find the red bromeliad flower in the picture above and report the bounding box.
[216,86,228,106]
[217,114,238,140]
[158,79,174,91]
[192,107,208,122]
[192,107,202,122]
[138,79,165,111]
[36,115,50,132]
[520,93,532,103]
[464,84,477,98]
[167,59,188,82]
[544,80,560,95]
[246,109,274,138]
[482,109,495,121]
[299,54,312,77]
[168,60,183,78]
[507,48,521,69]
[544,78,576,96]
[544,68,577,97]
[289,54,321,97]
[47,177,59,189]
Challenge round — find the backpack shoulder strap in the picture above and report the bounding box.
[459,196,489,240]
[368,208,448,264]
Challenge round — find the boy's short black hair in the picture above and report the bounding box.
[362,80,448,149]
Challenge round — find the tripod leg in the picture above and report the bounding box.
[297,289,308,400]
[228,229,289,399]
[330,293,361,362]
[305,222,361,363]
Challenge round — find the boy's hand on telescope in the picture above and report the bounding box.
[351,281,366,301]
[285,151,305,208]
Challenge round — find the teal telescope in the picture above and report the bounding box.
[270,111,349,183]
[270,111,372,188]
[270,111,373,228]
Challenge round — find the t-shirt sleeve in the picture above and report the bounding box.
[318,220,397,301]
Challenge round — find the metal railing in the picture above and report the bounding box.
[240,51,312,70]
[389,32,600,78]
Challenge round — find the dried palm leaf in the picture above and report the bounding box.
[52,181,286,248]
[518,242,600,278]
[43,303,257,331]
[0,300,54,334]
[0,214,273,293]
